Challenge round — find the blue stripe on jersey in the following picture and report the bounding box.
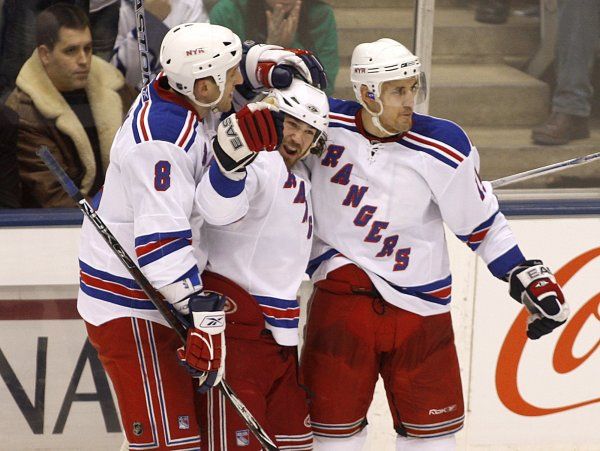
[145,83,195,145]
[400,137,459,168]
[79,260,156,310]
[264,316,299,329]
[328,98,361,133]
[208,160,246,198]
[138,237,191,267]
[254,295,300,329]
[183,126,198,153]
[173,265,201,286]
[329,121,359,133]
[307,248,340,277]
[328,97,362,117]
[411,113,471,158]
[488,245,526,279]
[80,260,142,289]
[131,99,144,144]
[80,283,156,309]
[132,81,196,148]
[134,229,192,247]
[390,275,452,305]
[254,295,300,310]
[456,210,499,251]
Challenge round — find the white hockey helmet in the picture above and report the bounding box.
[350,38,426,136]
[160,23,242,108]
[267,78,329,157]
[351,38,424,101]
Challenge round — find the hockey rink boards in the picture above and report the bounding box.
[1,206,599,450]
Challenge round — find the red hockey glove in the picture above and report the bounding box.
[177,292,226,393]
[213,101,284,176]
[507,259,570,340]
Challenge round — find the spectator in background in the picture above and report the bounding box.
[89,0,120,61]
[111,0,209,89]
[209,0,339,95]
[5,3,135,208]
[0,105,21,208]
[532,0,599,145]
[0,0,120,100]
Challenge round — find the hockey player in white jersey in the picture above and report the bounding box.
[77,22,326,450]
[300,38,570,451]
[194,78,329,450]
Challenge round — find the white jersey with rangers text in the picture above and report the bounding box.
[78,75,216,326]
[305,98,525,316]
[196,151,313,345]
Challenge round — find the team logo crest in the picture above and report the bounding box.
[236,429,250,446]
[185,48,205,56]
[178,415,190,430]
[132,422,143,436]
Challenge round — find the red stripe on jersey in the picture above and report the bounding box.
[259,305,300,320]
[406,132,464,162]
[427,286,451,299]
[329,114,355,124]
[177,114,195,147]
[135,237,180,258]
[139,101,151,141]
[81,271,149,300]
[468,228,490,244]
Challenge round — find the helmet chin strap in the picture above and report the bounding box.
[363,98,398,137]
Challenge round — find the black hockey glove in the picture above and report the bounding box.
[507,259,570,339]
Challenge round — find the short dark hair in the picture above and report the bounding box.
[36,3,90,50]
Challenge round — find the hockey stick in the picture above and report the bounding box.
[134,0,152,101]
[36,147,279,451]
[491,151,600,188]
[131,3,278,449]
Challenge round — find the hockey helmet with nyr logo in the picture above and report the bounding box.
[350,38,427,136]
[351,38,426,104]
[267,78,329,158]
[160,23,242,108]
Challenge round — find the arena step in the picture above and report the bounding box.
[469,124,600,189]
[334,8,539,63]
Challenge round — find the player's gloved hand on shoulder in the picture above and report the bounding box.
[287,48,328,91]
[177,292,226,393]
[213,101,283,178]
[240,41,327,95]
[507,259,570,340]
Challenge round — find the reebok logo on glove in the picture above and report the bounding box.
[199,316,225,328]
